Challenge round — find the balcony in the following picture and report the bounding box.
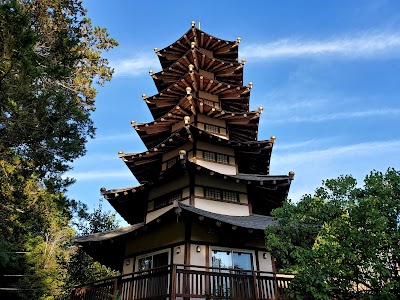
[70,264,293,300]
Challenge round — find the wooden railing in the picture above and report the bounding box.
[70,264,293,300]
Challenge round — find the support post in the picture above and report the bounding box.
[252,270,259,300]
[170,264,177,300]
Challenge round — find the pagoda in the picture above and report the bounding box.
[72,22,294,300]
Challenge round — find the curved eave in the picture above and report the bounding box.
[102,186,148,225]
[109,158,291,206]
[135,96,261,148]
[121,125,273,183]
[152,48,243,91]
[156,27,238,69]
[145,71,250,119]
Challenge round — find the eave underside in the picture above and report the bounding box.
[121,125,273,182]
[145,71,250,119]
[103,159,289,224]
[135,96,260,149]
[152,48,243,91]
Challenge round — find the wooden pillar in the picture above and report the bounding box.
[183,221,192,299]
[170,264,177,300]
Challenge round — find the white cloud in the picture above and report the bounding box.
[272,108,400,123]
[273,140,400,202]
[277,139,326,150]
[242,31,400,59]
[64,170,132,181]
[273,140,400,169]
[111,54,159,77]
[90,133,140,143]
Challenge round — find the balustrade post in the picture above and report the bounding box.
[170,264,177,300]
[252,271,259,300]
[113,276,122,300]
[273,272,279,300]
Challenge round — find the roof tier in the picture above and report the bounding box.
[74,202,275,270]
[155,26,239,69]
[152,48,244,91]
[145,71,251,119]
[103,160,291,225]
[134,95,262,149]
[121,125,274,183]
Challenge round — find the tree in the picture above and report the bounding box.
[60,200,120,299]
[266,169,400,299]
[0,1,118,298]
[0,0,118,186]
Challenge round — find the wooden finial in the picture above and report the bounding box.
[191,20,195,27]
[271,136,276,143]
[237,37,241,43]
[248,82,253,89]
[191,42,196,49]
[149,70,154,75]
[154,48,158,52]
[142,94,147,99]
[184,116,190,124]
[118,150,124,156]
[131,120,136,126]
[289,171,295,179]
[258,106,264,113]
[186,87,192,95]
[188,64,194,72]
[241,59,246,65]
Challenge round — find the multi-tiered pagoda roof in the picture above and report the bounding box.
[74,23,295,274]
[100,22,293,226]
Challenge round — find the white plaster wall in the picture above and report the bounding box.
[122,258,134,275]
[195,198,249,216]
[146,203,174,223]
[195,159,236,175]
[173,244,185,265]
[190,244,206,267]
[258,251,273,272]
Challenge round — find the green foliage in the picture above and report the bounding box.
[0,1,118,299]
[0,0,118,185]
[59,200,120,299]
[266,169,400,299]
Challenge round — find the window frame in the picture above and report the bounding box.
[203,187,239,203]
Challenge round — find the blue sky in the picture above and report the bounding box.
[66,0,400,220]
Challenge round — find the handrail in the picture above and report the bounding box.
[70,264,293,300]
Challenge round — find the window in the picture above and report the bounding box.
[166,157,177,169]
[203,151,229,164]
[204,187,239,202]
[205,124,219,134]
[204,187,221,200]
[222,190,239,202]
[216,153,228,164]
[154,190,182,209]
[138,251,169,271]
[210,249,254,298]
[211,250,253,271]
[203,151,216,161]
